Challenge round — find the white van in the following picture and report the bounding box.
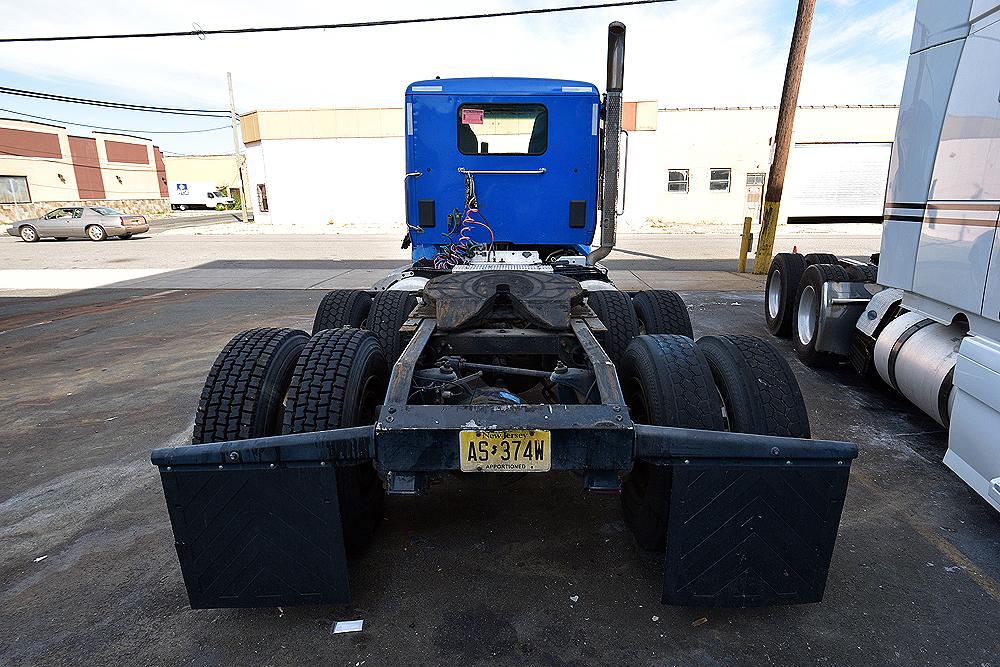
[169,181,235,211]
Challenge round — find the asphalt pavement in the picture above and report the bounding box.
[1,280,998,666]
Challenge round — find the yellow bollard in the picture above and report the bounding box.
[737,216,753,273]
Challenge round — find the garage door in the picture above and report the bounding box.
[782,142,892,219]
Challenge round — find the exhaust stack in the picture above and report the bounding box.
[588,22,626,265]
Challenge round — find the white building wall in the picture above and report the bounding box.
[622,106,899,228]
[245,137,405,232]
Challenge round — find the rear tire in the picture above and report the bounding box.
[192,327,309,444]
[793,263,851,367]
[86,225,107,242]
[587,290,640,365]
[19,226,38,243]
[805,252,838,266]
[632,290,693,338]
[312,289,372,334]
[620,335,725,551]
[368,290,417,364]
[765,252,806,337]
[282,328,388,554]
[697,334,810,437]
[846,263,878,283]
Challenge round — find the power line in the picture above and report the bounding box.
[0,86,231,117]
[0,107,231,134]
[0,0,674,44]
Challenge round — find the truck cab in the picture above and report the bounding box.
[404,78,602,263]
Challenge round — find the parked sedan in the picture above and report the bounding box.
[8,206,149,242]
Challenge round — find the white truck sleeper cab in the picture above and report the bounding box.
[764,0,1000,512]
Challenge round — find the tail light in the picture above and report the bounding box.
[119,217,127,226]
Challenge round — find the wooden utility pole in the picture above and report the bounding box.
[752,0,816,274]
[227,72,251,224]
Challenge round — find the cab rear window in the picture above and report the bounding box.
[457,103,547,156]
[93,207,123,215]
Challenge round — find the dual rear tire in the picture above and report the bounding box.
[313,288,417,365]
[620,333,809,550]
[765,252,879,367]
[587,289,693,367]
[312,289,373,334]
[192,326,388,554]
[765,252,807,337]
[792,263,852,367]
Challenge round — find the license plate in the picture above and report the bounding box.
[459,430,551,472]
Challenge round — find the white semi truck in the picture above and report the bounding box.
[764,0,1000,511]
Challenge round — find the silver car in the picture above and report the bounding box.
[8,206,150,242]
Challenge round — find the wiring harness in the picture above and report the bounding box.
[433,172,496,269]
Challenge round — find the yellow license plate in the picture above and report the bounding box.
[459,430,551,472]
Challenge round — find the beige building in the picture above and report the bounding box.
[625,103,899,229]
[162,154,243,197]
[0,118,169,223]
[238,103,898,231]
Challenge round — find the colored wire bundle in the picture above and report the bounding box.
[433,207,495,269]
[433,172,496,269]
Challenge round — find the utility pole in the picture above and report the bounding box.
[752,0,815,274]
[227,72,251,224]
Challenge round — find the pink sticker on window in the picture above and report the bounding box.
[461,108,485,125]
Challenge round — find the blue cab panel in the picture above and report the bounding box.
[405,78,601,262]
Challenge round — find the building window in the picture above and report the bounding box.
[457,103,548,155]
[667,169,689,193]
[0,175,31,204]
[746,173,765,186]
[710,168,731,192]
[256,184,268,212]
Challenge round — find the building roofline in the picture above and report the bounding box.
[242,103,900,117]
[242,107,401,115]
[91,130,153,142]
[658,104,899,111]
[161,153,242,158]
[0,117,66,130]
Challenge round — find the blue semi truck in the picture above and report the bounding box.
[152,23,858,609]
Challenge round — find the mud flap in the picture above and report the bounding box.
[662,457,852,607]
[152,427,373,609]
[634,424,857,607]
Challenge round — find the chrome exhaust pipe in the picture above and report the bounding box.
[588,21,626,265]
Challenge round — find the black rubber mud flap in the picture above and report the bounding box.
[158,463,349,609]
[662,457,851,607]
[152,427,374,609]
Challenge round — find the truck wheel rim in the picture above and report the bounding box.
[797,285,817,346]
[767,270,782,319]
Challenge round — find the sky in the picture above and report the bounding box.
[0,0,917,155]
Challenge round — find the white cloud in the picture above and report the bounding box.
[0,0,916,153]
